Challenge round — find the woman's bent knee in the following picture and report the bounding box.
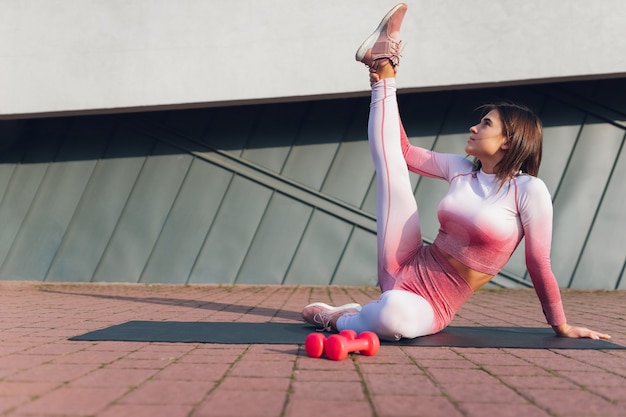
[376,290,436,339]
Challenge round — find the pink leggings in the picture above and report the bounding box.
[336,79,472,340]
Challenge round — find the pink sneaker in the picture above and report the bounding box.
[301,302,361,332]
[355,3,407,69]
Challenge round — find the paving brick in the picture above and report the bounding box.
[284,399,373,417]
[359,362,428,375]
[524,356,601,372]
[480,364,553,376]
[8,363,100,383]
[12,386,128,416]
[523,387,624,417]
[99,404,194,417]
[69,367,159,388]
[105,357,175,370]
[23,343,85,356]
[441,382,528,404]
[372,394,464,417]
[51,349,127,364]
[415,358,481,369]
[0,381,58,397]
[403,347,463,360]
[556,370,626,387]
[0,354,54,370]
[364,373,441,396]
[459,352,532,366]
[217,376,291,391]
[426,368,500,384]
[228,359,294,377]
[0,344,33,356]
[296,356,358,371]
[239,348,298,361]
[193,390,286,417]
[291,380,365,401]
[497,374,580,389]
[368,346,415,364]
[122,350,185,361]
[0,395,31,414]
[119,380,214,405]
[589,385,626,403]
[82,341,147,352]
[153,362,231,381]
[176,352,243,364]
[294,369,362,382]
[458,402,552,417]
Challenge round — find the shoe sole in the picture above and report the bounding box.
[303,302,362,312]
[355,3,407,61]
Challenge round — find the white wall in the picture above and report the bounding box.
[1,0,625,118]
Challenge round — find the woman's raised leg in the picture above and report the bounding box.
[301,4,427,335]
[355,3,422,291]
[369,74,423,292]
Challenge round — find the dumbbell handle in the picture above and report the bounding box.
[304,330,357,358]
[325,331,379,361]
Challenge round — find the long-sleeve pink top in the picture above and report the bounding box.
[402,138,567,326]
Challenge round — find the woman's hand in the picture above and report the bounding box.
[552,323,611,340]
[368,60,398,86]
[369,67,380,86]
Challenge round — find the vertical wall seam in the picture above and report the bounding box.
[0,144,26,269]
[280,204,316,286]
[185,171,237,285]
[0,119,71,279]
[89,138,157,282]
[278,102,311,176]
[614,257,626,290]
[43,119,118,282]
[233,189,276,285]
[567,129,626,288]
[138,154,195,284]
[227,105,266,285]
[0,161,19,207]
[328,224,356,285]
[319,100,357,193]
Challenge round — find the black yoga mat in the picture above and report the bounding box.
[69,321,624,349]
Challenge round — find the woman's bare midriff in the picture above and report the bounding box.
[434,245,494,292]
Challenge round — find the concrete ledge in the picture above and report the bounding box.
[2,0,626,117]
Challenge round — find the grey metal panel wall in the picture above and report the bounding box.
[139,159,233,284]
[92,143,194,283]
[46,128,155,282]
[571,144,625,289]
[550,119,624,286]
[0,80,624,288]
[189,175,274,284]
[0,118,110,281]
[236,193,312,285]
[0,126,63,270]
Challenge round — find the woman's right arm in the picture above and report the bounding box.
[400,123,471,180]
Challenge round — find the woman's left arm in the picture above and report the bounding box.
[519,178,611,340]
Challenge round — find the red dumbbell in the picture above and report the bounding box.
[324,331,380,361]
[305,330,357,358]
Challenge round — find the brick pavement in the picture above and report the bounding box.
[0,282,624,417]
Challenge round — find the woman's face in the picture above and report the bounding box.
[466,109,509,163]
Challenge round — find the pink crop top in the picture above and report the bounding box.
[402,139,567,326]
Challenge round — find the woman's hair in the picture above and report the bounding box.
[472,101,543,183]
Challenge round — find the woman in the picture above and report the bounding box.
[302,3,610,342]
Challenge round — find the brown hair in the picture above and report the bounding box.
[473,102,543,184]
